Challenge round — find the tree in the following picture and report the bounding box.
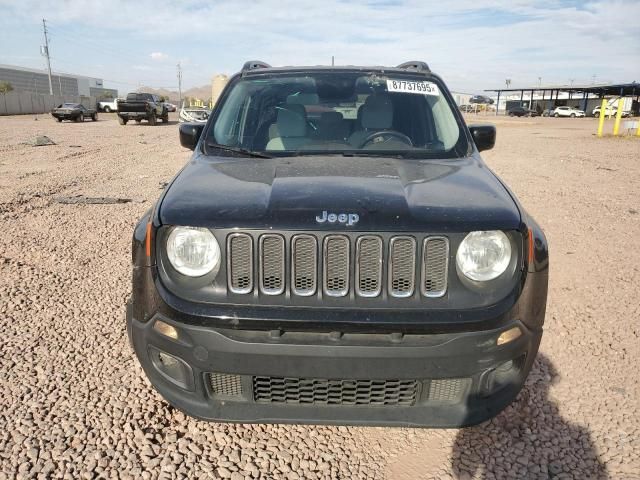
[0,81,13,94]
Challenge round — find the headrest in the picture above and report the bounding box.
[362,96,393,129]
[286,93,319,105]
[276,104,307,137]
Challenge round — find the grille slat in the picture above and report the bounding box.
[227,234,253,294]
[422,237,449,298]
[356,236,383,297]
[253,376,418,406]
[259,234,285,295]
[323,236,350,297]
[389,237,416,297]
[292,235,317,296]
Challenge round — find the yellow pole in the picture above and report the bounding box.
[637,120,640,137]
[613,98,624,136]
[597,98,607,137]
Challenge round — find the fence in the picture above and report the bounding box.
[0,92,96,115]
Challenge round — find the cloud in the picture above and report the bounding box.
[2,0,639,91]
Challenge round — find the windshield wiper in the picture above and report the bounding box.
[206,142,272,159]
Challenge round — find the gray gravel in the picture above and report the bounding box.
[0,113,638,479]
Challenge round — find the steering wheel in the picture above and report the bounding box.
[359,130,413,148]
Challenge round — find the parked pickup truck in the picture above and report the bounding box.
[127,60,548,427]
[117,93,168,125]
[97,98,122,113]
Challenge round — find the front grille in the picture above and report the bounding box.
[259,234,285,295]
[225,232,449,300]
[209,373,243,396]
[421,237,449,297]
[356,236,383,297]
[253,376,418,406]
[389,237,416,297]
[323,236,350,296]
[227,234,253,294]
[291,235,317,296]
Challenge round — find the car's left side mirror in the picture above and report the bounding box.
[468,124,496,152]
[179,123,205,150]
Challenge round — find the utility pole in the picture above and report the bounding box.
[41,18,53,94]
[177,63,183,106]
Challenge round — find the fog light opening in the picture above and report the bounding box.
[153,319,179,340]
[497,326,522,346]
[149,347,194,390]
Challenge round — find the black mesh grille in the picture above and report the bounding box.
[426,378,469,402]
[292,235,317,296]
[324,236,349,296]
[389,237,416,297]
[253,376,418,406]
[209,373,243,396]
[228,234,253,293]
[260,235,285,294]
[356,236,383,297]
[422,237,449,297]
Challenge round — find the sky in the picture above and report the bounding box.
[0,0,639,94]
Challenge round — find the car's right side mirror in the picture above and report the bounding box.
[179,123,205,150]
[468,124,496,152]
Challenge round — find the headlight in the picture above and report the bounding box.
[456,231,511,281]
[166,227,220,277]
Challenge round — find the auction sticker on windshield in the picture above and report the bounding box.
[386,79,439,96]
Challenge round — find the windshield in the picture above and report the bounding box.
[62,103,80,108]
[207,72,467,158]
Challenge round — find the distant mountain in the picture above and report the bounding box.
[136,84,212,103]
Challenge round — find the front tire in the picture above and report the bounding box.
[76,113,84,123]
[148,113,157,126]
[104,106,111,113]
[570,113,575,118]
[554,113,559,117]
[92,113,97,121]
[118,116,127,125]
[594,112,600,118]
[56,118,62,122]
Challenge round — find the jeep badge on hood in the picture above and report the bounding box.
[315,210,360,226]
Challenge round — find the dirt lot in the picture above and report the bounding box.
[0,112,638,479]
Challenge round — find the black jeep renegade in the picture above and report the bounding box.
[127,60,548,427]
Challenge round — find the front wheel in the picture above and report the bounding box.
[554,113,559,117]
[148,113,157,126]
[570,113,575,118]
[76,113,84,122]
[509,112,514,117]
[118,116,127,125]
[594,112,600,118]
[92,113,97,121]
[162,113,169,123]
[56,117,62,122]
[104,106,111,113]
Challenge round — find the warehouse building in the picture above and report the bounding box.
[0,64,117,99]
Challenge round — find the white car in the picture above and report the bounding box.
[592,105,631,118]
[553,106,585,118]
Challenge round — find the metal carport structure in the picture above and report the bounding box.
[484,82,639,116]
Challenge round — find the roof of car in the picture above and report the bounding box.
[239,61,437,78]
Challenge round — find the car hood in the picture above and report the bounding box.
[159,154,521,232]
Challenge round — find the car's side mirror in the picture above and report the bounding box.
[179,123,205,150]
[468,124,496,152]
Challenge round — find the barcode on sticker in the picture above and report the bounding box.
[386,79,439,96]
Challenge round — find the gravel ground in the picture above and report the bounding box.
[0,112,638,479]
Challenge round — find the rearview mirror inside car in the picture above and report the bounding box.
[179,123,205,150]
[468,124,496,152]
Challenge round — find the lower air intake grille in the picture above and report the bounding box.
[427,378,469,402]
[253,376,418,406]
[209,373,243,397]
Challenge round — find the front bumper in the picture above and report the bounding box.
[127,300,542,427]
